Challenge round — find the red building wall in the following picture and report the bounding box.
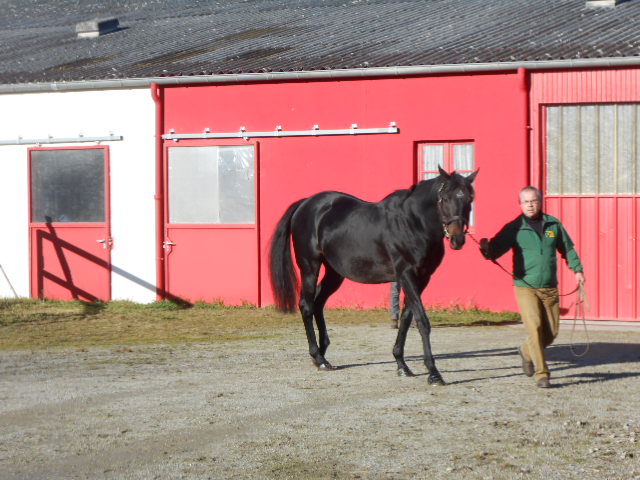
[163,72,528,311]
[530,68,640,321]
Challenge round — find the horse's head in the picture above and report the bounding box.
[437,166,478,250]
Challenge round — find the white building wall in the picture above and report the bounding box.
[0,88,157,302]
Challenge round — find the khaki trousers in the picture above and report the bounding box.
[514,286,560,381]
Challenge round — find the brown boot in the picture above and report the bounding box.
[536,377,551,388]
[518,347,535,377]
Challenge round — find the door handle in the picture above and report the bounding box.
[163,240,175,251]
[97,238,113,249]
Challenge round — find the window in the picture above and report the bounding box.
[417,141,476,224]
[418,142,475,180]
[30,148,106,223]
[168,145,255,224]
[546,103,640,195]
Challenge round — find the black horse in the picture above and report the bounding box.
[268,167,478,385]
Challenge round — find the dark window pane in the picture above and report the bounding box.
[31,149,105,222]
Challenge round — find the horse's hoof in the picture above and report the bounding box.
[397,367,416,377]
[317,362,336,371]
[428,374,446,386]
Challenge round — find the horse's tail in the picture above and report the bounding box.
[268,199,305,313]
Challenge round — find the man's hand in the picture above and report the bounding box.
[575,271,586,285]
[479,238,491,259]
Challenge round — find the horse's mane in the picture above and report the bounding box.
[380,172,471,210]
[381,187,411,203]
[381,176,440,203]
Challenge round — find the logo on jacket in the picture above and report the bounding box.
[545,230,556,238]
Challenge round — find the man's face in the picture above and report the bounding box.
[520,190,541,218]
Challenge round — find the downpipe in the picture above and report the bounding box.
[151,83,165,301]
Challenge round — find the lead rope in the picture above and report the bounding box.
[467,232,590,357]
[569,283,590,357]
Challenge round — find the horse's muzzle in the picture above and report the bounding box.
[443,218,468,250]
[448,232,466,250]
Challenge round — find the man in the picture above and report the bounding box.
[390,281,401,329]
[479,186,585,388]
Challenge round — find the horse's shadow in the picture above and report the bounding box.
[336,347,516,377]
[337,343,640,386]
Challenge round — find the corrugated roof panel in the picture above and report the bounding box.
[1,0,639,85]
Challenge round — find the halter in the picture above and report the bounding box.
[437,182,469,238]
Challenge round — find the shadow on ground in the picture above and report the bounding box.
[338,342,640,387]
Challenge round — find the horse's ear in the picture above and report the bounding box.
[438,165,450,179]
[466,168,479,184]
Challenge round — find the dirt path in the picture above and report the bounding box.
[2,324,640,479]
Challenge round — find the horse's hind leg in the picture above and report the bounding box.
[314,264,344,358]
[298,262,333,370]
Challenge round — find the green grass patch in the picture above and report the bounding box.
[0,298,519,350]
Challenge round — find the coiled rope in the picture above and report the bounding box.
[569,283,590,357]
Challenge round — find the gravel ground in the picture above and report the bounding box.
[1,323,640,480]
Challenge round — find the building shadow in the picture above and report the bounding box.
[33,221,191,308]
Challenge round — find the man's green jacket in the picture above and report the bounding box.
[485,213,583,288]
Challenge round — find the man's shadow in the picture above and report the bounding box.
[437,342,640,385]
[544,342,640,386]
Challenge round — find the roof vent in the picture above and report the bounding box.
[75,17,120,38]
[585,0,619,7]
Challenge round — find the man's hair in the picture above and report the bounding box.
[519,186,542,203]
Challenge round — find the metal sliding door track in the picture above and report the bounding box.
[163,123,398,141]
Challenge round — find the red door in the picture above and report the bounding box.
[164,144,259,304]
[29,147,111,301]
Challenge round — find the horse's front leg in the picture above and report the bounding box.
[414,308,445,385]
[399,279,445,386]
[393,308,416,377]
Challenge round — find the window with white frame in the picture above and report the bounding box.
[546,103,640,195]
[418,141,476,225]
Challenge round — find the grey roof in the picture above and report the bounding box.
[1,0,640,88]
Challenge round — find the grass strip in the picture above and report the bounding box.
[0,298,519,350]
